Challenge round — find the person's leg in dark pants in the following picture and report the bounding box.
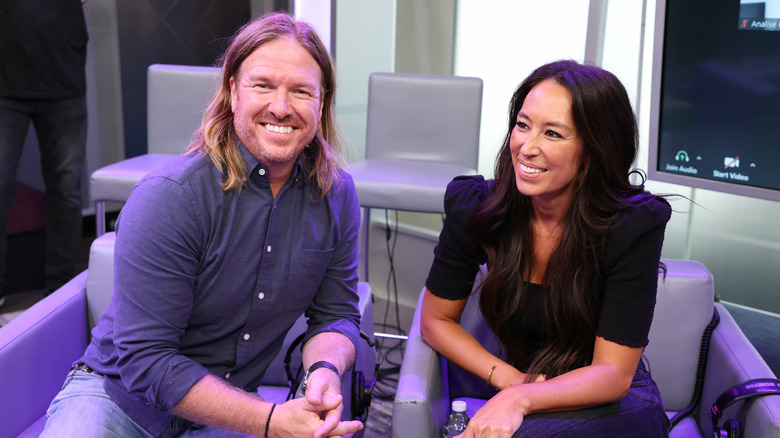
[33,96,87,293]
[513,361,670,437]
[0,97,34,305]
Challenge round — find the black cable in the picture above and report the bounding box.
[376,210,407,379]
[283,332,307,401]
[669,307,720,428]
[381,210,402,345]
[380,211,406,338]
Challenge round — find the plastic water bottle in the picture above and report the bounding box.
[442,400,469,437]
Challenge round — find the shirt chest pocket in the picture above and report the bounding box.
[284,248,334,311]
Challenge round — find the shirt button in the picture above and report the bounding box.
[258,292,265,300]
[243,333,250,341]
[225,372,231,379]
[258,168,266,176]
[266,245,272,253]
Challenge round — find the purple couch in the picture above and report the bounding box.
[0,232,375,437]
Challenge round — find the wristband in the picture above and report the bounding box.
[301,360,340,393]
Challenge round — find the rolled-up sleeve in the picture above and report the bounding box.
[112,176,209,411]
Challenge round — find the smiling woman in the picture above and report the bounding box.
[510,79,584,215]
[419,60,674,437]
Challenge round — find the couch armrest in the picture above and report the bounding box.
[392,289,447,438]
[697,303,780,438]
[0,271,89,438]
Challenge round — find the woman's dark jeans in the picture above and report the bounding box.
[513,360,670,437]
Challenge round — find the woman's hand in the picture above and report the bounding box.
[490,365,546,390]
[457,386,530,438]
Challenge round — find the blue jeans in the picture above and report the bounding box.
[0,96,87,296]
[42,369,251,438]
[512,360,670,437]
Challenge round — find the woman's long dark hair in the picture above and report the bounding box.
[471,60,655,381]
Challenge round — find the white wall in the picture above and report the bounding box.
[295,0,332,53]
[454,0,591,177]
[334,0,396,163]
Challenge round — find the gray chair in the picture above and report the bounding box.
[348,72,482,280]
[90,64,220,235]
[0,232,376,438]
[392,260,780,438]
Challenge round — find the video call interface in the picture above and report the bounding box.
[657,0,780,192]
[739,0,780,30]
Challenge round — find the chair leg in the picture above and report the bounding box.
[361,206,371,283]
[95,201,106,237]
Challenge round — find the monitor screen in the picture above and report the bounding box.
[648,0,780,202]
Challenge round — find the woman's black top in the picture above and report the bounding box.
[426,175,672,350]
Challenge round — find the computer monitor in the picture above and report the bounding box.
[647,0,780,202]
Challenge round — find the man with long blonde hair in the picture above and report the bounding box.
[41,12,363,438]
[188,11,345,198]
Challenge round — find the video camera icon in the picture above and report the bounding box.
[724,156,740,169]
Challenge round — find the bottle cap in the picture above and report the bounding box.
[452,400,467,412]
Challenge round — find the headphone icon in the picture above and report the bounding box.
[675,150,690,162]
[711,378,780,437]
[284,330,379,422]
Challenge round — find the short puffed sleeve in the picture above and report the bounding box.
[425,175,492,300]
[597,197,672,347]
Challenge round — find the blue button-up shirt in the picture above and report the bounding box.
[81,143,361,436]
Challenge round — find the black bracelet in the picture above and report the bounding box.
[309,360,340,378]
[265,403,276,438]
[301,360,341,393]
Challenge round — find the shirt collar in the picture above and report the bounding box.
[236,139,306,185]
